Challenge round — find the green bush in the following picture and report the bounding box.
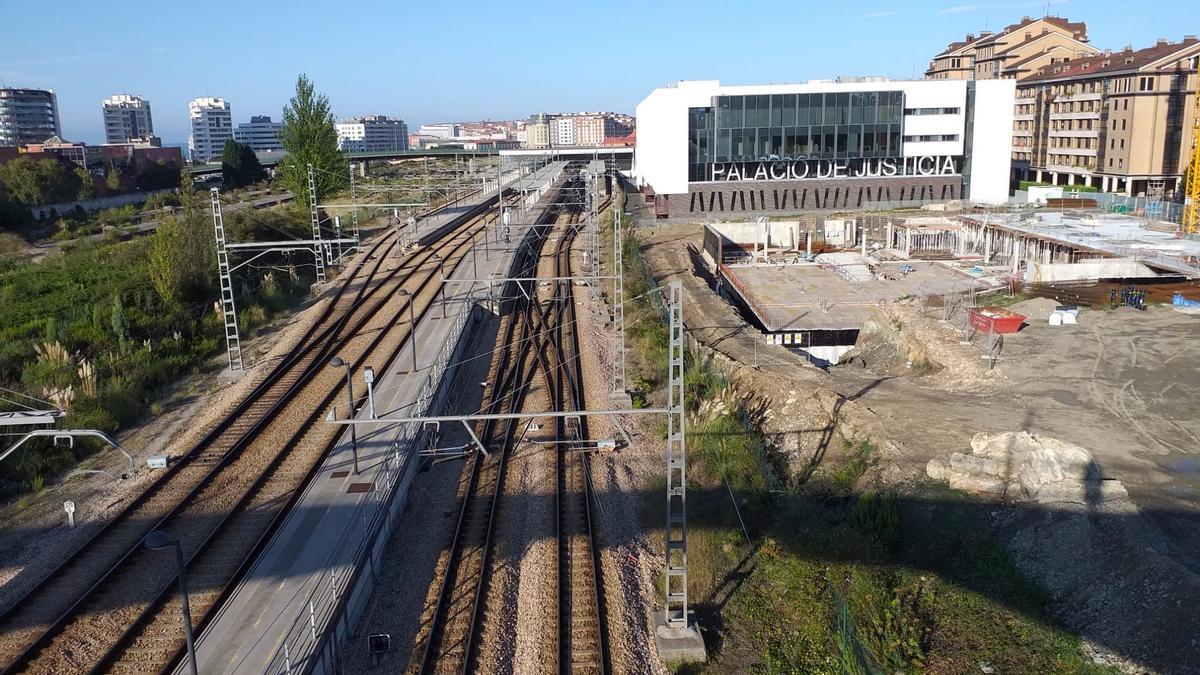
[830,440,877,493]
[849,491,900,543]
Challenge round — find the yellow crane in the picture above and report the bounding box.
[1185,85,1200,234]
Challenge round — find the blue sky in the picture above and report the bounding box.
[1,0,1196,144]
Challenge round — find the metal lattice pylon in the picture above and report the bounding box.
[211,188,243,370]
[612,201,626,395]
[664,280,689,629]
[307,163,327,284]
[349,161,361,244]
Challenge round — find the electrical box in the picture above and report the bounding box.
[147,456,168,469]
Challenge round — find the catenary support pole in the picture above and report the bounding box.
[307,164,327,284]
[664,280,689,629]
[211,188,243,371]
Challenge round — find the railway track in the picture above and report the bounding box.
[541,206,608,675]
[412,190,557,674]
[0,194,514,675]
[413,170,610,674]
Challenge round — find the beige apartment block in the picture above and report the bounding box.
[525,121,550,148]
[1012,38,1200,198]
[927,16,1095,81]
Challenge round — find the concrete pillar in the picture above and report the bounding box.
[861,231,867,257]
[983,227,991,262]
[905,227,913,256]
[1012,236,1020,274]
[1036,169,1044,183]
[806,232,812,258]
[885,222,894,250]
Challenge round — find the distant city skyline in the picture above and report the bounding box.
[1,0,1197,145]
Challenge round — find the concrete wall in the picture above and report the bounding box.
[1024,258,1157,283]
[31,188,174,219]
[668,175,961,217]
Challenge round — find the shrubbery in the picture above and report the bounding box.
[0,191,312,499]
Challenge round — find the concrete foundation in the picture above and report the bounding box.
[654,612,707,664]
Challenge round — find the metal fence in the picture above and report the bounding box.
[914,279,1005,369]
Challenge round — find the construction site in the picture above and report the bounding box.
[627,86,1200,673]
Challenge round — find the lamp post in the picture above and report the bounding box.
[396,289,418,371]
[329,356,360,475]
[144,530,198,675]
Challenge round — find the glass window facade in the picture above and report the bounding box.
[689,91,904,181]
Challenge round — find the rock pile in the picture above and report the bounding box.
[926,431,1131,507]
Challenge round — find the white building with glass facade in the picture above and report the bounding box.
[634,79,1014,217]
[336,115,409,152]
[188,97,233,163]
[233,115,283,152]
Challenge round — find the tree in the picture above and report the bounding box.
[278,74,345,204]
[75,168,96,200]
[149,188,216,306]
[221,139,266,188]
[105,168,122,193]
[136,160,182,191]
[0,157,82,205]
[111,294,130,353]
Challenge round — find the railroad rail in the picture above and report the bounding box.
[542,202,608,675]
[411,184,563,674]
[0,194,517,675]
[412,168,610,674]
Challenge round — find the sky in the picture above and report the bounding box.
[1,0,1197,145]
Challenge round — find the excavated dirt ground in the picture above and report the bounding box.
[639,219,1200,674]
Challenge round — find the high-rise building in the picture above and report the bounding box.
[102,94,154,144]
[188,97,233,163]
[335,115,409,152]
[233,115,283,152]
[0,88,61,147]
[926,16,1096,81]
[1012,37,1200,198]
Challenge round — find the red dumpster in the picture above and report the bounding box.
[968,306,1026,334]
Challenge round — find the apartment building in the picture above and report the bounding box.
[1012,37,1200,197]
[927,16,1096,81]
[335,115,409,152]
[551,116,576,146]
[188,97,233,163]
[102,94,154,144]
[0,88,61,147]
[234,115,283,152]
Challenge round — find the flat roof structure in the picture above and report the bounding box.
[721,259,994,333]
[963,210,1200,277]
